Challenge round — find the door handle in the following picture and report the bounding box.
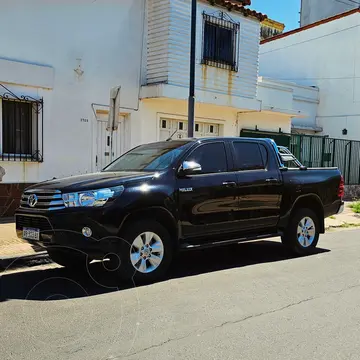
[265,178,279,183]
[222,181,237,187]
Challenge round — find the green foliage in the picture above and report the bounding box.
[349,202,360,214]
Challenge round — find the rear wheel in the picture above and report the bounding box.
[281,208,320,255]
[48,248,90,269]
[115,220,174,283]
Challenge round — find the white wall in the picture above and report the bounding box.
[301,0,356,26]
[257,77,319,132]
[137,98,238,142]
[146,0,170,84]
[238,112,291,134]
[0,0,145,184]
[292,85,319,129]
[260,12,360,139]
[136,97,291,143]
[146,0,261,99]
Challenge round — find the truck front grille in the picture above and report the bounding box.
[20,189,65,211]
[16,215,53,232]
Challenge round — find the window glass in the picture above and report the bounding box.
[2,100,33,155]
[233,142,265,171]
[186,142,227,174]
[203,21,235,66]
[259,144,268,166]
[103,141,189,172]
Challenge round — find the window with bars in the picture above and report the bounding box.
[202,12,240,72]
[0,97,43,162]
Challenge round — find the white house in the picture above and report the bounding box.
[0,0,316,216]
[260,8,360,140]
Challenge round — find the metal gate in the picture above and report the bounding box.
[290,134,360,185]
[240,128,360,185]
[96,115,125,171]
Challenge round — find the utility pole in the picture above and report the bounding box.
[187,0,197,138]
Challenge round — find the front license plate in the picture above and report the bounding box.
[23,227,40,241]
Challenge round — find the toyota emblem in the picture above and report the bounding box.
[28,194,38,208]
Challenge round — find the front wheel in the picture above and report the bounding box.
[115,220,174,283]
[281,208,320,255]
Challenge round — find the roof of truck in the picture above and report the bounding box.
[180,137,275,143]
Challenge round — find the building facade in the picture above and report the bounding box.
[300,0,357,26]
[260,9,360,140]
[0,0,315,216]
[260,18,285,40]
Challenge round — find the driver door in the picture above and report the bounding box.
[177,141,239,239]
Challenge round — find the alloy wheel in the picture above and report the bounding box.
[297,216,316,248]
[129,232,164,273]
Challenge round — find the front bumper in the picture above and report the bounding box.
[15,206,127,259]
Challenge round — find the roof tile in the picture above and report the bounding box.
[207,0,268,22]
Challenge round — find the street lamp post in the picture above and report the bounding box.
[187,0,197,138]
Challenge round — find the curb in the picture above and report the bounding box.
[0,251,51,271]
[325,223,360,231]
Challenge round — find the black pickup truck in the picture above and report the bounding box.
[16,137,344,282]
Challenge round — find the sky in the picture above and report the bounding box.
[251,0,301,31]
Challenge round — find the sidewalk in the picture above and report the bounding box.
[0,221,43,258]
[1,202,359,261]
[325,202,360,229]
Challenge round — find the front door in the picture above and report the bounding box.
[177,141,239,239]
[96,115,126,171]
[230,140,282,231]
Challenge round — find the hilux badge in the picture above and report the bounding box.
[179,188,193,193]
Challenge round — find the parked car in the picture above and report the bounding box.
[15,137,344,282]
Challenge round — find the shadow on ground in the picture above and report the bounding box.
[0,240,330,302]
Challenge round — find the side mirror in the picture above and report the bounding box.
[179,161,202,176]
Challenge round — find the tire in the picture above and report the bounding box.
[48,248,90,269]
[281,208,320,256]
[115,220,174,283]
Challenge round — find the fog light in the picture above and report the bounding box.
[82,227,92,238]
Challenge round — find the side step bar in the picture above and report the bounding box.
[180,233,281,251]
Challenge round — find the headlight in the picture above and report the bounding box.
[62,186,124,208]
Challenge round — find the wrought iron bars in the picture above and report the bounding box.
[202,11,240,71]
[0,83,43,162]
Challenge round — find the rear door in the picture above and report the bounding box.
[230,140,282,231]
[177,141,239,239]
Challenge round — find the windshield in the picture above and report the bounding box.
[103,141,190,172]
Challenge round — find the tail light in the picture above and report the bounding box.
[338,175,345,199]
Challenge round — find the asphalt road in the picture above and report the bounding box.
[1,229,360,360]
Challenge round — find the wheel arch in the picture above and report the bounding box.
[281,194,325,233]
[119,206,179,246]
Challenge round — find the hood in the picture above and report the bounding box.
[26,171,158,193]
